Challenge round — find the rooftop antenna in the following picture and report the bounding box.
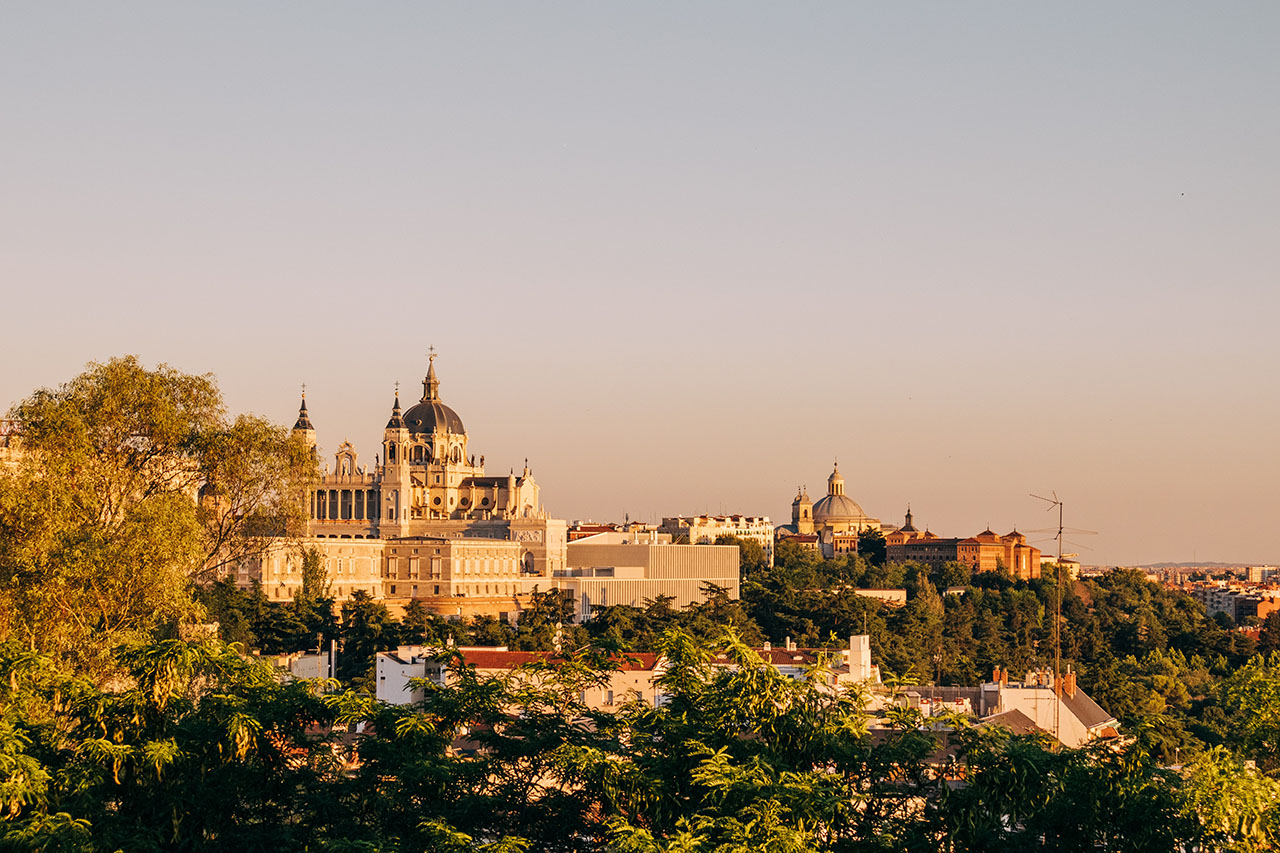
[1030,491,1065,745]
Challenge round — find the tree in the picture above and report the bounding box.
[712,535,767,576]
[338,590,399,687]
[295,547,331,609]
[196,414,315,582]
[857,526,886,566]
[0,356,315,673]
[1258,611,1280,654]
[1219,652,1280,773]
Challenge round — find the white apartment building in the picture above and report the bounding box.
[658,515,774,566]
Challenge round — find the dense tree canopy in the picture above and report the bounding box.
[0,356,314,673]
[2,631,1278,851]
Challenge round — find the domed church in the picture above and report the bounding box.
[263,353,568,614]
[776,462,881,559]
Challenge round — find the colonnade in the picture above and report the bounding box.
[312,488,380,521]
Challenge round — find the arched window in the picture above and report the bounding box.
[388,442,396,462]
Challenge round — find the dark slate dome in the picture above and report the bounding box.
[403,399,465,435]
[403,356,465,435]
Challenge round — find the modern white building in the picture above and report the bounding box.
[560,531,740,620]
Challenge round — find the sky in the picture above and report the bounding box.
[3,3,1278,567]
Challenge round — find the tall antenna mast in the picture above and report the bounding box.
[1031,491,1063,745]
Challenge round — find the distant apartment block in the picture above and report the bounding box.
[1189,584,1280,623]
[658,514,774,566]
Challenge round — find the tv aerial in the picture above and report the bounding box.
[1029,491,1098,746]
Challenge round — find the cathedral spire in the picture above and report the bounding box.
[386,383,404,429]
[293,385,313,431]
[421,348,440,402]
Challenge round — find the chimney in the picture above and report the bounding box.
[1063,669,1077,698]
[785,635,792,652]
[763,641,771,652]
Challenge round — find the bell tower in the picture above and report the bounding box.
[380,386,411,536]
[792,486,814,535]
[291,387,316,454]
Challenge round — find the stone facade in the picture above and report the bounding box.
[237,355,736,622]
[237,355,569,619]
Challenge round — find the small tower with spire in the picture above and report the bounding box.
[381,382,411,535]
[292,385,316,453]
[902,504,917,533]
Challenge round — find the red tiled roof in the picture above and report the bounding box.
[460,650,661,672]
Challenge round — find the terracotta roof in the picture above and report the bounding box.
[461,650,661,672]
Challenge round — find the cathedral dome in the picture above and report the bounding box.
[402,400,465,435]
[403,355,466,435]
[812,462,869,524]
[812,493,868,524]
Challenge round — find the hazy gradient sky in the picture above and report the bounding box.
[3,4,1278,566]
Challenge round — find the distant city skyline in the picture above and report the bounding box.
[3,4,1277,567]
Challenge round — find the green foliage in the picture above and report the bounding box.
[0,357,315,675]
[857,526,886,567]
[1,629,1279,851]
[1219,652,1280,773]
[711,535,767,576]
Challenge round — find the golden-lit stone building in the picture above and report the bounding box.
[775,463,881,559]
[239,355,568,618]
[884,508,1041,580]
[239,355,738,620]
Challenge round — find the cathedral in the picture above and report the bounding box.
[241,354,568,617]
[775,463,882,559]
